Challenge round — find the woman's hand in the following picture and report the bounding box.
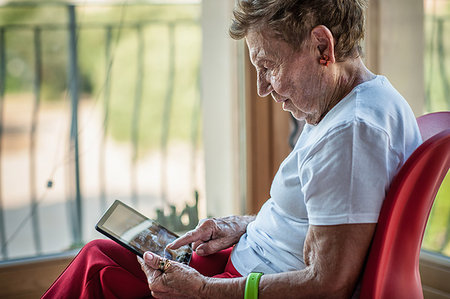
[168,215,255,256]
[138,252,208,299]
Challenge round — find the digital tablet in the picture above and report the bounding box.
[95,200,192,264]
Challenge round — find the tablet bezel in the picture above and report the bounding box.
[95,200,192,264]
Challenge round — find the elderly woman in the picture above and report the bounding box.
[43,0,422,298]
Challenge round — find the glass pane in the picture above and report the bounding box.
[422,172,450,256]
[0,2,203,262]
[423,0,450,258]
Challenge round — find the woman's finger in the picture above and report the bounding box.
[137,256,145,269]
[168,229,208,250]
[138,255,162,286]
[195,241,220,256]
[192,240,203,251]
[143,251,162,270]
[168,219,216,250]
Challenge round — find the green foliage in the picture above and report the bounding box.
[424,15,450,112]
[79,5,202,153]
[423,8,450,258]
[0,3,202,154]
[423,173,450,256]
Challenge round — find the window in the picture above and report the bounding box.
[422,0,450,258]
[0,1,204,261]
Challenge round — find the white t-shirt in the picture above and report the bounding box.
[231,75,422,276]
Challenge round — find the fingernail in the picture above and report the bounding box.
[144,252,153,261]
[197,248,204,255]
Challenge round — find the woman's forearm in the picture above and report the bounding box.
[201,276,247,299]
[199,269,322,299]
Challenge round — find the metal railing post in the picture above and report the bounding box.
[189,64,201,197]
[30,27,42,254]
[160,23,175,208]
[0,27,7,259]
[67,4,83,246]
[131,25,144,206]
[99,26,113,213]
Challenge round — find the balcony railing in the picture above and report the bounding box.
[0,1,203,261]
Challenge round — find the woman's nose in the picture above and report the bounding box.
[257,71,273,97]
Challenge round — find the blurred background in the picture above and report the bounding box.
[0,1,204,260]
[423,0,450,259]
[0,0,448,297]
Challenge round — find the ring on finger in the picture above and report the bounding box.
[159,258,172,272]
[163,260,172,272]
[159,259,166,272]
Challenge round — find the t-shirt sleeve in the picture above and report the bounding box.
[300,121,401,225]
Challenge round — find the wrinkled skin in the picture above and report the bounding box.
[168,216,255,256]
[139,24,377,299]
[247,26,374,124]
[138,216,254,298]
[138,252,206,299]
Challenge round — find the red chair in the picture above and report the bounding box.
[417,111,450,141]
[359,112,450,299]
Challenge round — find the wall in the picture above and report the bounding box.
[201,0,243,217]
[366,0,425,115]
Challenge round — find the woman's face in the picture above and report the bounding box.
[246,30,328,124]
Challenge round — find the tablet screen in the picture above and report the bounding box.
[96,200,192,264]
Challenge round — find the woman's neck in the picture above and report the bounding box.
[315,58,375,124]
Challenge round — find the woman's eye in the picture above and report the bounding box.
[260,67,270,76]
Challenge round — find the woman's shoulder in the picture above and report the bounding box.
[321,75,417,134]
[353,75,419,137]
[299,76,421,160]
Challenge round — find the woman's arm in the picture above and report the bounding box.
[257,223,376,299]
[169,215,256,256]
[139,223,375,299]
[138,251,247,299]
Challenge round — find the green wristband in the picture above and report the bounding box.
[244,272,263,299]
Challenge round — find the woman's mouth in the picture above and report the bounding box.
[282,99,290,110]
[271,93,288,104]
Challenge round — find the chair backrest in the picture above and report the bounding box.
[417,111,450,141]
[359,112,450,299]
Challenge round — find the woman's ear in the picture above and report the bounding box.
[311,25,335,65]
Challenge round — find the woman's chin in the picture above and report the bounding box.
[282,102,293,113]
[289,110,307,121]
[281,103,308,121]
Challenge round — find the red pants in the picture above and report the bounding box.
[42,239,241,299]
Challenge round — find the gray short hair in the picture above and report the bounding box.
[229,0,368,61]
